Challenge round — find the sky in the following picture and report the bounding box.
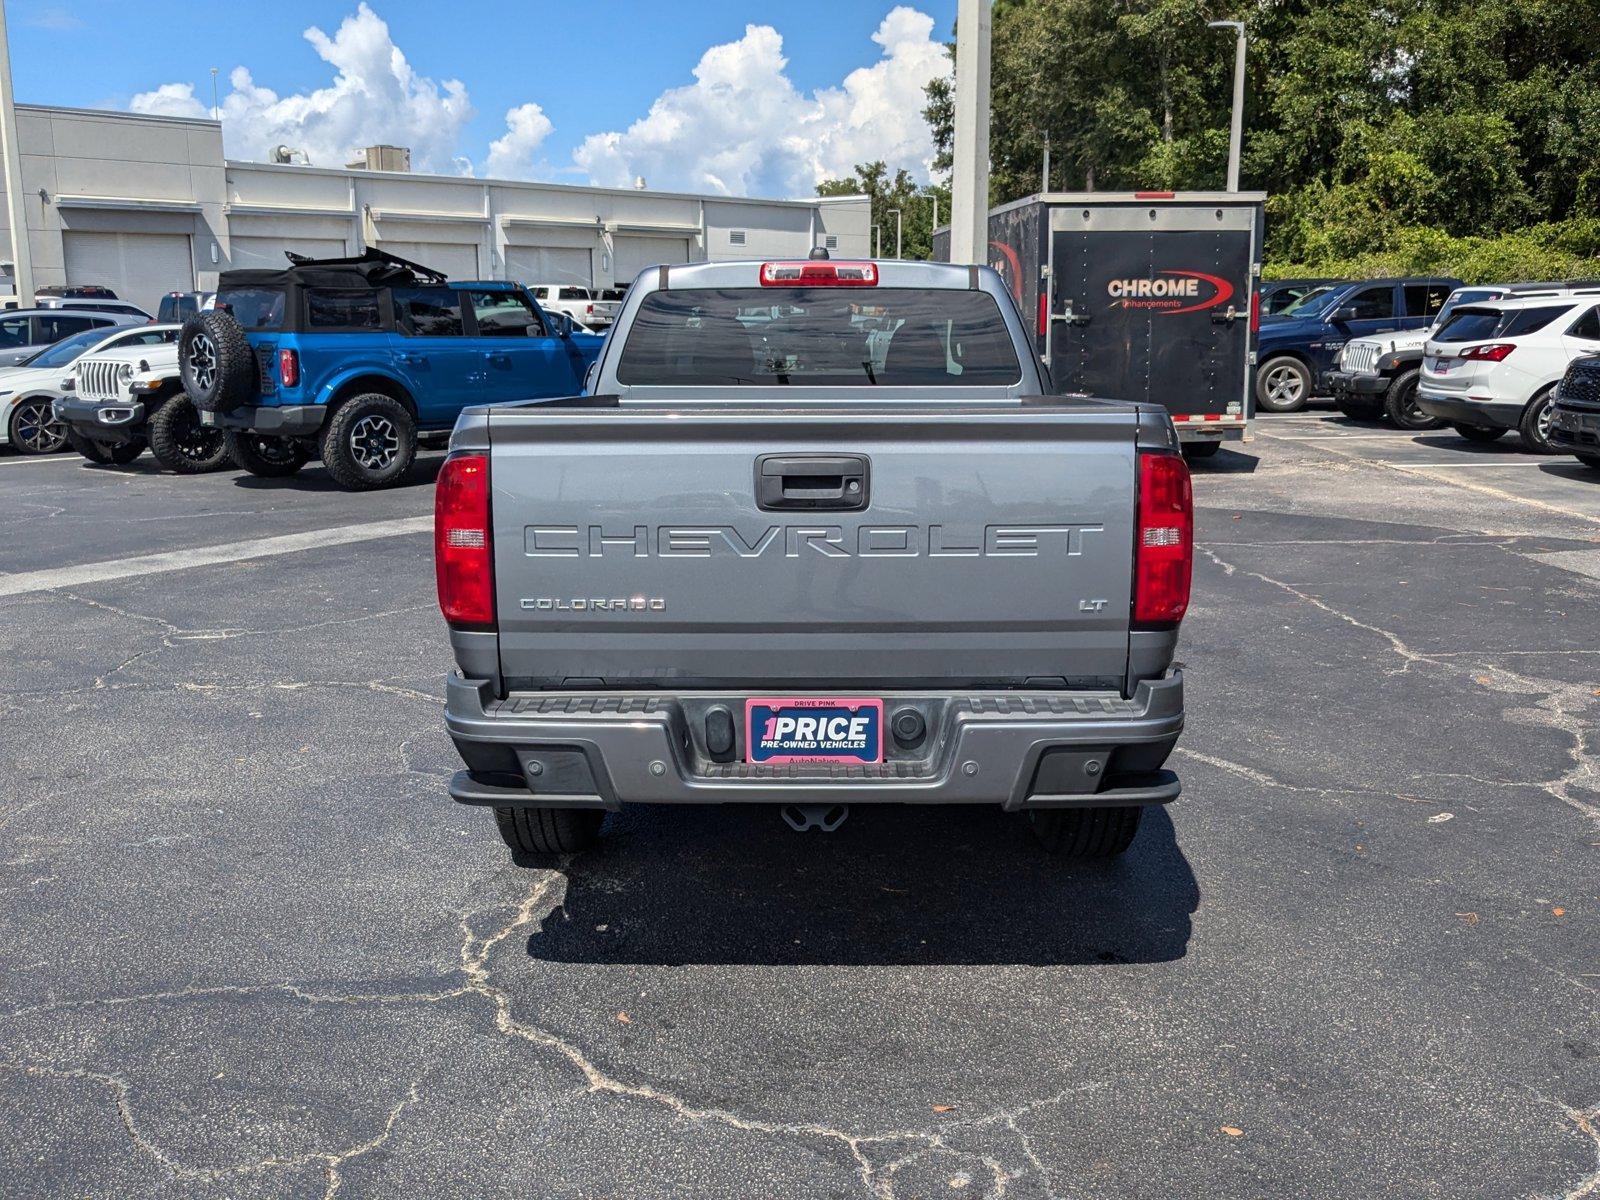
[6,0,958,197]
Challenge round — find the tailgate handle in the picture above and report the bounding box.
[756,454,869,511]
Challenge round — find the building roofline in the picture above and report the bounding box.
[18,102,220,130]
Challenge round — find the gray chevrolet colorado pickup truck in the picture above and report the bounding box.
[438,255,1192,859]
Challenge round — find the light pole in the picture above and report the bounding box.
[873,224,881,258]
[1040,131,1050,194]
[949,0,992,265]
[210,67,220,120]
[1208,19,1246,192]
[887,208,902,259]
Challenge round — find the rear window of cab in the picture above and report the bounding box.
[616,287,1022,387]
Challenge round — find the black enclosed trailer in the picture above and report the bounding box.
[935,192,1267,449]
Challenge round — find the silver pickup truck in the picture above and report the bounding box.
[437,255,1192,859]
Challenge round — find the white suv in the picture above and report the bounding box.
[528,284,624,329]
[1417,291,1600,451]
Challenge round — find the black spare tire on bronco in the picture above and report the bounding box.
[180,310,256,414]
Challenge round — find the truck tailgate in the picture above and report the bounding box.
[487,402,1138,689]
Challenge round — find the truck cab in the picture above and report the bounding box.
[181,250,604,489]
[1254,277,1460,412]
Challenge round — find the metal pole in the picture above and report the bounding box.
[874,224,881,258]
[949,0,992,265]
[1041,132,1050,194]
[889,208,902,259]
[931,192,938,239]
[1210,20,1246,192]
[0,0,31,305]
[210,67,220,120]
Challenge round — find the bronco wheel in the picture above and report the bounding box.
[148,395,229,473]
[1518,388,1559,454]
[1453,423,1506,444]
[179,310,255,413]
[1255,357,1312,413]
[1384,370,1443,431]
[319,394,416,490]
[7,397,66,455]
[493,807,604,856]
[1028,806,1143,858]
[223,430,311,478]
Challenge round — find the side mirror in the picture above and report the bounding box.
[1331,305,1359,322]
[550,312,573,338]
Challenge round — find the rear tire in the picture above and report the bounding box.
[1255,356,1312,413]
[223,430,310,478]
[148,395,229,473]
[1518,388,1559,454]
[319,394,416,490]
[1383,370,1443,431]
[493,806,604,856]
[1028,806,1143,858]
[1453,423,1506,444]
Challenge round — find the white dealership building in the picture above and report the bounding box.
[0,104,872,312]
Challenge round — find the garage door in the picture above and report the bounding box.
[63,232,193,314]
[613,235,691,283]
[504,246,592,288]
[376,241,479,282]
[230,236,347,271]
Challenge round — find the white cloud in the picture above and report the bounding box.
[574,7,950,196]
[131,3,474,173]
[126,4,949,196]
[485,102,554,179]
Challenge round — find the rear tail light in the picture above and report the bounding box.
[1134,450,1193,627]
[1038,290,1049,337]
[278,348,299,387]
[1461,343,1515,362]
[759,261,879,287]
[435,453,494,630]
[586,303,594,314]
[1249,288,1260,333]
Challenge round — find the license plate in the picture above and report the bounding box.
[745,698,883,764]
[1428,356,1454,374]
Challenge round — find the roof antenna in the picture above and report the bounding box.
[808,245,830,261]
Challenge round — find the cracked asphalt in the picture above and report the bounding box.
[1,415,1597,1199]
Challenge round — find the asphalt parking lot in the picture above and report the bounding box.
[1,415,1597,1199]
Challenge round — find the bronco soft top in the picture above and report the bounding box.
[217,247,448,292]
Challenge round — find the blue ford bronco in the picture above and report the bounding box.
[180,249,603,489]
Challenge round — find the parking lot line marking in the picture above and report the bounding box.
[0,454,86,467]
[0,516,433,597]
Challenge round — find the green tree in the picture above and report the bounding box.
[818,163,949,260]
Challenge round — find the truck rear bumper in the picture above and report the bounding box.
[444,671,1184,811]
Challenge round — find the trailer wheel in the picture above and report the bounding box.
[1255,357,1313,413]
[1182,441,1221,459]
[1028,806,1142,858]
